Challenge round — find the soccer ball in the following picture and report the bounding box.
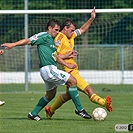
[92,107,107,121]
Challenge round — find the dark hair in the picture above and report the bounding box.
[61,18,76,30]
[46,18,61,30]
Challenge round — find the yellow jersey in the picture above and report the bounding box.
[55,29,81,73]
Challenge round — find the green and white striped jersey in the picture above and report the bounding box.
[30,32,57,68]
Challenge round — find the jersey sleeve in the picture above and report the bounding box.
[29,32,46,46]
[71,29,81,39]
[29,34,38,45]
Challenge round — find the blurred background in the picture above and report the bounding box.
[0,0,133,91]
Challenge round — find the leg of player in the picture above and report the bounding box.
[45,78,112,119]
[84,85,112,112]
[45,92,70,119]
[28,87,57,121]
[28,66,91,121]
[45,91,71,119]
[46,75,92,119]
[45,90,112,118]
[73,73,112,112]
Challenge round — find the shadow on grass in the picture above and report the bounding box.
[0,117,92,121]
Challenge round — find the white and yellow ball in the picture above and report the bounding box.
[92,107,107,121]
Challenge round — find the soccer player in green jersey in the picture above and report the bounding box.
[1,19,92,121]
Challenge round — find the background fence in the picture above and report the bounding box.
[0,45,133,84]
[0,0,133,91]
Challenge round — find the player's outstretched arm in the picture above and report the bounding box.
[79,6,96,34]
[1,38,31,49]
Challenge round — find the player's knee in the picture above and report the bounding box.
[45,94,55,101]
[69,75,77,86]
[84,85,95,97]
[45,88,56,100]
[66,75,77,87]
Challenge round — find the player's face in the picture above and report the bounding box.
[65,24,75,39]
[48,25,60,37]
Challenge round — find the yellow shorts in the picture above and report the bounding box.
[70,70,89,91]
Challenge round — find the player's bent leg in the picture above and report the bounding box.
[90,93,106,106]
[83,85,113,112]
[82,85,105,106]
[28,96,49,121]
[28,88,57,121]
[90,94,113,112]
[45,93,71,119]
[70,71,113,113]
[67,75,92,119]
[71,71,113,113]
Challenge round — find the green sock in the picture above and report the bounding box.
[31,96,49,116]
[68,86,83,111]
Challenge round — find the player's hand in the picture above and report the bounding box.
[67,50,78,58]
[66,63,77,69]
[72,50,78,57]
[0,50,4,55]
[91,6,96,20]
[1,43,15,49]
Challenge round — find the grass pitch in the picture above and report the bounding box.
[0,84,132,133]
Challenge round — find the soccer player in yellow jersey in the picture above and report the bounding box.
[45,7,112,119]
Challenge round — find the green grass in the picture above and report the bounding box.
[0,84,133,133]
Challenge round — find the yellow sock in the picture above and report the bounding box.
[50,95,66,113]
[90,94,105,106]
